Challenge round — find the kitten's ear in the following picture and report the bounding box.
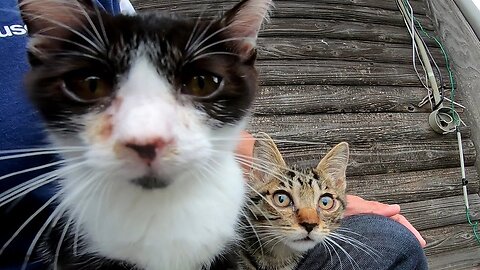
[250,132,286,182]
[18,0,98,62]
[316,142,349,191]
[222,0,273,61]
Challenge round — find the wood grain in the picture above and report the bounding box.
[423,224,480,256]
[256,60,450,87]
[401,194,480,231]
[131,0,433,29]
[254,85,456,114]
[347,167,479,204]
[257,37,445,65]
[427,246,480,270]
[268,139,476,176]
[249,113,469,144]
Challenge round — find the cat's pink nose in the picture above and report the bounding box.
[125,139,171,163]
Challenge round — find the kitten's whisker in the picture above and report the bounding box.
[53,213,74,270]
[184,8,206,53]
[19,10,105,54]
[190,37,251,60]
[321,241,334,266]
[0,149,83,161]
[0,146,85,155]
[0,192,60,256]
[186,17,217,57]
[329,232,380,260]
[324,239,344,270]
[0,159,67,182]
[240,210,264,256]
[189,51,239,63]
[187,21,232,57]
[325,237,360,270]
[50,51,108,64]
[0,161,87,207]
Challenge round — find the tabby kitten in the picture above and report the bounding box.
[239,133,348,270]
[5,0,272,269]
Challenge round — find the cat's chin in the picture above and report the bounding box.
[286,238,320,253]
[130,174,172,189]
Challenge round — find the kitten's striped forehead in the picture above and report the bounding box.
[281,166,320,188]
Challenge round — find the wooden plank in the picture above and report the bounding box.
[422,224,480,256]
[426,0,480,183]
[132,0,427,15]
[249,113,470,144]
[131,0,434,29]
[257,37,446,65]
[427,246,480,270]
[271,139,476,176]
[400,194,480,231]
[256,60,449,87]
[254,85,457,114]
[261,18,439,47]
[347,167,479,203]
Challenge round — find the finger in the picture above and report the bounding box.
[345,195,401,217]
[236,131,255,171]
[390,214,427,248]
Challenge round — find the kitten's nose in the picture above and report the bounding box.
[300,222,317,233]
[125,139,171,163]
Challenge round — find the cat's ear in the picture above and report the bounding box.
[18,0,98,62]
[250,132,286,182]
[222,0,273,61]
[316,142,349,190]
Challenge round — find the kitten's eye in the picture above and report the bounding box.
[63,76,111,102]
[273,191,292,208]
[318,194,335,211]
[182,74,222,97]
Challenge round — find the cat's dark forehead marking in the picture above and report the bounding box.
[285,166,319,187]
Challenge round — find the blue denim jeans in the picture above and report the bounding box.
[296,214,428,270]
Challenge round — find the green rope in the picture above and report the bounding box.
[402,0,479,244]
[466,207,480,245]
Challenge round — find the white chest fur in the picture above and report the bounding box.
[62,156,244,270]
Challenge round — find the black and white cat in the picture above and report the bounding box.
[7,0,272,269]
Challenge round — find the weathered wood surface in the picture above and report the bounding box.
[427,0,480,174]
[274,139,476,176]
[257,37,445,65]
[256,60,450,87]
[249,113,469,143]
[132,0,433,29]
[423,224,480,256]
[132,0,427,15]
[401,194,480,231]
[261,18,438,47]
[254,85,456,114]
[427,246,480,270]
[347,166,479,203]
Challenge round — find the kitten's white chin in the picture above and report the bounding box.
[61,154,244,270]
[286,238,320,253]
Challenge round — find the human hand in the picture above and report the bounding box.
[236,131,255,171]
[345,195,427,248]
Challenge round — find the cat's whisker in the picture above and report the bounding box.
[184,8,206,53]
[0,161,88,207]
[0,146,85,154]
[0,192,61,256]
[324,239,344,270]
[210,136,329,146]
[239,209,265,256]
[18,10,105,54]
[190,37,252,60]
[187,23,234,58]
[0,149,84,161]
[186,17,217,57]
[50,51,109,64]
[321,240,334,267]
[325,237,361,270]
[329,232,380,260]
[189,51,239,63]
[0,159,68,182]
[53,213,74,270]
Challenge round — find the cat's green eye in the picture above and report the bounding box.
[182,74,222,97]
[63,76,111,103]
[273,191,292,208]
[318,195,335,211]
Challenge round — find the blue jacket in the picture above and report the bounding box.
[0,1,124,269]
